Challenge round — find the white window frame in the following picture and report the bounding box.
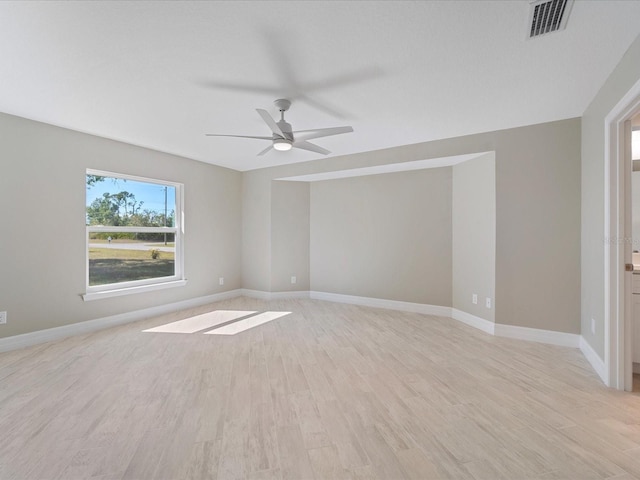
[83,169,186,301]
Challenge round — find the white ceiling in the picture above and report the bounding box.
[1,1,639,172]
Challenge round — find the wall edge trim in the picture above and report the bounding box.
[451,308,495,334]
[241,289,310,300]
[494,323,580,348]
[309,291,452,316]
[580,335,607,383]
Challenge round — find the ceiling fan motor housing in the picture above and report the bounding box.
[276,120,293,140]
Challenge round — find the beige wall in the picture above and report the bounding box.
[581,33,640,358]
[0,111,581,340]
[452,153,496,321]
[310,169,452,305]
[271,181,310,292]
[241,169,272,291]
[244,118,581,334]
[0,112,242,339]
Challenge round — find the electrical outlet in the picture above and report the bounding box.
[591,318,595,334]
[486,297,491,309]
[472,294,478,304]
[0,311,6,324]
[219,277,224,286]
[291,276,297,284]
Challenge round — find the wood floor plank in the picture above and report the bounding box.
[179,440,220,480]
[276,425,315,480]
[394,447,443,480]
[290,389,331,450]
[307,444,351,480]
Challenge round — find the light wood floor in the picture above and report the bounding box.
[1,298,640,480]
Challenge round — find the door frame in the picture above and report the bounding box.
[604,77,640,390]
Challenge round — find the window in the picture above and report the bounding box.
[83,170,185,300]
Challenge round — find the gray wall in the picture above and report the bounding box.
[244,118,581,334]
[452,153,496,321]
[310,169,452,305]
[581,33,640,358]
[0,112,242,339]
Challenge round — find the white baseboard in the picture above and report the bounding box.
[309,293,583,353]
[451,309,495,335]
[0,289,243,353]
[270,290,310,300]
[309,291,452,317]
[240,289,273,300]
[494,323,580,348]
[579,336,607,383]
[240,289,310,300]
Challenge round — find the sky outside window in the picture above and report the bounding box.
[86,177,176,214]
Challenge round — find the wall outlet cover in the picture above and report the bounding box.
[486,297,492,309]
[219,277,224,286]
[291,276,297,284]
[0,311,6,324]
[472,294,478,304]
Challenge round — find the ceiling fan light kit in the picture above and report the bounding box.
[273,138,292,151]
[206,98,353,156]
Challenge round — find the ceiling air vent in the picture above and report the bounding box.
[527,0,574,39]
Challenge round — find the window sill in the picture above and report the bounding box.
[82,279,187,302]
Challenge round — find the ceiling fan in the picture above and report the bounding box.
[205,99,353,156]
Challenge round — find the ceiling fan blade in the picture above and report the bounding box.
[302,66,383,94]
[292,126,354,142]
[295,94,350,119]
[199,80,281,96]
[262,28,299,92]
[293,140,330,155]
[256,109,285,137]
[257,145,274,156]
[205,134,272,140]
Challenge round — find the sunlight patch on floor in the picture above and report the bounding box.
[143,310,257,334]
[204,311,291,335]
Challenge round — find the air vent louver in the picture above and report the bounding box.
[528,0,573,38]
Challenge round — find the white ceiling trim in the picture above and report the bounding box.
[276,152,491,182]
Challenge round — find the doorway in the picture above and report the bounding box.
[625,118,640,392]
[605,79,640,391]
[633,118,640,392]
